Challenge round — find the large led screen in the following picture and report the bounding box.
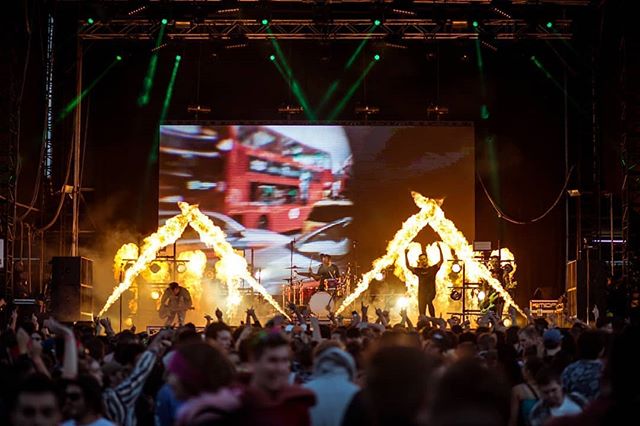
[159,124,475,294]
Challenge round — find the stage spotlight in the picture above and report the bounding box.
[261,18,270,25]
[278,105,304,115]
[427,104,449,119]
[546,21,554,29]
[176,263,187,273]
[451,262,462,274]
[373,19,382,26]
[472,21,479,28]
[478,290,486,301]
[116,55,122,61]
[374,272,384,281]
[503,318,512,327]
[151,291,160,300]
[355,105,379,116]
[87,18,94,25]
[149,263,161,274]
[450,290,462,301]
[161,18,168,25]
[175,55,182,61]
[396,296,410,310]
[269,54,276,61]
[374,54,381,61]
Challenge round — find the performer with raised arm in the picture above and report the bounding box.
[405,243,443,317]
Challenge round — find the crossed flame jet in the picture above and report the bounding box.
[99,194,522,322]
[335,192,524,317]
[98,202,289,319]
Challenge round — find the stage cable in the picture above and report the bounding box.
[16,1,44,222]
[477,164,576,225]
[36,126,74,233]
[37,61,92,233]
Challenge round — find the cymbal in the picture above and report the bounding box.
[297,271,316,278]
[285,266,301,269]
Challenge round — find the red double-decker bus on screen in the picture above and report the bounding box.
[159,125,334,233]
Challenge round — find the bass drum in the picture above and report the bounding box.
[309,291,334,318]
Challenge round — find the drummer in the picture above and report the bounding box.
[314,253,340,290]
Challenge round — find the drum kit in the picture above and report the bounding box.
[282,265,352,318]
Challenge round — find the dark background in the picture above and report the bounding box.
[7,1,633,308]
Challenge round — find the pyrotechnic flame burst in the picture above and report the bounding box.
[99,203,289,319]
[412,193,524,316]
[113,243,139,281]
[99,208,193,316]
[336,192,524,317]
[177,250,207,306]
[336,199,441,314]
[180,202,289,319]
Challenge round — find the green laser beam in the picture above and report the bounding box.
[315,31,375,117]
[475,38,488,119]
[270,56,315,120]
[149,56,181,165]
[59,58,120,120]
[138,23,167,106]
[345,36,371,70]
[159,57,181,128]
[474,38,485,92]
[530,55,583,111]
[267,30,316,121]
[485,135,501,203]
[327,60,376,120]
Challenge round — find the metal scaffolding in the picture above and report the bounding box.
[78,18,574,41]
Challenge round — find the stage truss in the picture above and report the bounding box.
[65,0,587,41]
[79,18,574,41]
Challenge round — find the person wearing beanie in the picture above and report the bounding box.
[304,347,359,426]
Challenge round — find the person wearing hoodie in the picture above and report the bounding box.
[304,346,359,426]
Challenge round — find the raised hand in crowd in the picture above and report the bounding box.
[44,317,78,379]
[99,317,115,337]
[204,313,214,326]
[9,307,18,331]
[215,307,224,322]
[361,302,369,323]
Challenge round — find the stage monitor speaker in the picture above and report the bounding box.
[566,259,608,322]
[50,257,93,322]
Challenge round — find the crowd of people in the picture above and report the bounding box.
[0,297,639,426]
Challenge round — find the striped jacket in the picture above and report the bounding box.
[104,350,158,426]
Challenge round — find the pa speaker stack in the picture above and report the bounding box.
[50,257,93,322]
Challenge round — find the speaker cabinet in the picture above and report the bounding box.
[566,259,608,322]
[50,257,93,322]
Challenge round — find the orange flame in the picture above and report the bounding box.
[177,250,207,306]
[336,192,524,317]
[113,243,139,281]
[99,207,194,316]
[179,202,289,319]
[412,192,524,316]
[335,200,440,314]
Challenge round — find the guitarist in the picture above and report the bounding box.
[159,281,193,326]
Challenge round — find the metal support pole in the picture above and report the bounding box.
[609,194,614,275]
[586,247,590,324]
[576,197,582,261]
[564,65,570,291]
[71,37,82,256]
